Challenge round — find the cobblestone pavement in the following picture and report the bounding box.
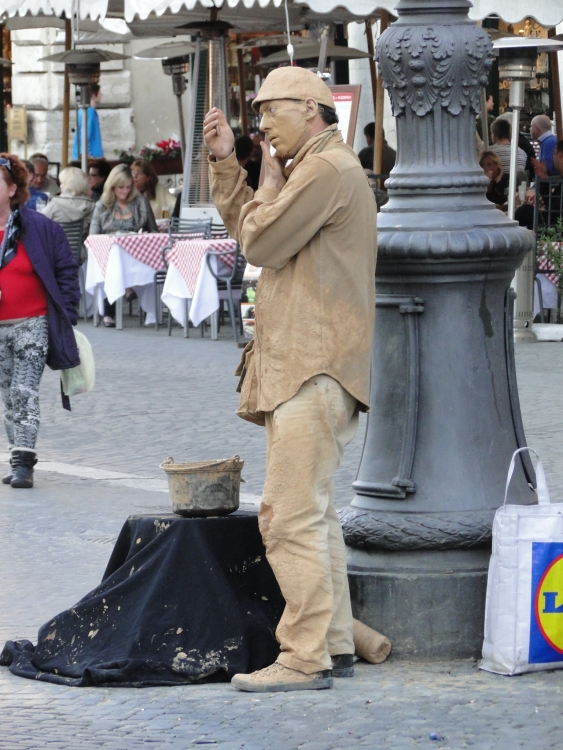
[1,320,563,749]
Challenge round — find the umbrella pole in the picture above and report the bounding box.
[236,34,248,136]
[62,18,71,169]
[365,20,378,171]
[373,11,389,180]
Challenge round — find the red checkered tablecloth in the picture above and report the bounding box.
[538,242,560,286]
[85,233,172,276]
[167,238,238,297]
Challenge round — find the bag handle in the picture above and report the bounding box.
[504,447,550,507]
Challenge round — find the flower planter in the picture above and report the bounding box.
[150,157,183,176]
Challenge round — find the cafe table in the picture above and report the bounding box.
[85,232,172,329]
[161,237,238,338]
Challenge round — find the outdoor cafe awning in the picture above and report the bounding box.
[0,0,108,20]
[2,0,563,28]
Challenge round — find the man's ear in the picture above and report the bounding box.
[304,98,319,120]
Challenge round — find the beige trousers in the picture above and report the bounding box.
[259,374,359,674]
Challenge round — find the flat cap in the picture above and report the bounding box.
[252,67,335,112]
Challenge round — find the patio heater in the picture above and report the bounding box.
[40,48,129,172]
[134,42,205,164]
[493,37,563,343]
[175,12,233,209]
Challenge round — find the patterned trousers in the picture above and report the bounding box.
[0,316,49,449]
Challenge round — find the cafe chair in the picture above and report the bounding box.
[59,218,87,320]
[210,222,229,239]
[168,217,212,241]
[206,243,247,343]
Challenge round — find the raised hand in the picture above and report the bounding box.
[261,141,287,191]
[203,108,235,161]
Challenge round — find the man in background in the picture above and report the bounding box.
[73,83,104,161]
[23,160,49,210]
[29,154,60,198]
[530,115,558,177]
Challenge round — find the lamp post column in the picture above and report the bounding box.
[339,0,536,659]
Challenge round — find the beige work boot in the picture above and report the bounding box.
[231,661,333,693]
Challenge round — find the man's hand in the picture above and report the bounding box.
[261,141,287,191]
[532,157,548,179]
[203,108,235,161]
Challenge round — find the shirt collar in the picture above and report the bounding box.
[538,131,552,143]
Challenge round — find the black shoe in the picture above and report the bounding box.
[10,449,37,489]
[103,317,116,328]
[2,470,12,484]
[331,654,354,678]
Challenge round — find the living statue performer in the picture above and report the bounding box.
[203,67,377,693]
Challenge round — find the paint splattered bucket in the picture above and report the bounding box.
[159,455,244,518]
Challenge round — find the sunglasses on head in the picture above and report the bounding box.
[0,157,12,174]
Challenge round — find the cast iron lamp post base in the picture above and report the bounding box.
[339,0,536,659]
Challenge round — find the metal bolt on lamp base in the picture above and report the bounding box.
[339,0,536,659]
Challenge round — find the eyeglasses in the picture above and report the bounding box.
[0,158,13,174]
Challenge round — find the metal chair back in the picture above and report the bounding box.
[59,218,85,264]
[59,218,86,319]
[206,243,247,342]
[210,222,229,239]
[168,217,212,240]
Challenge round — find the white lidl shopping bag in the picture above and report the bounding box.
[481,448,563,676]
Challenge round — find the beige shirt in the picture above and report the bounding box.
[209,125,377,413]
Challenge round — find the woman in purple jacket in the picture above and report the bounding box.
[0,154,80,489]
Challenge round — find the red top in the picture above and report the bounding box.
[0,235,48,320]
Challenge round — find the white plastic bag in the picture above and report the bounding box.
[481,448,563,675]
[60,329,95,397]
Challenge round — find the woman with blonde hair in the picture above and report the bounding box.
[90,163,157,326]
[131,159,175,219]
[42,166,95,236]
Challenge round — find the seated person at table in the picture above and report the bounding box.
[42,166,95,241]
[90,164,158,327]
[87,158,111,202]
[480,151,507,208]
[130,159,175,220]
[490,118,527,181]
[23,160,48,211]
[516,140,563,231]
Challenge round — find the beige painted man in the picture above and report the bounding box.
[203,67,377,693]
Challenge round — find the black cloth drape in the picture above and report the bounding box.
[1,512,284,687]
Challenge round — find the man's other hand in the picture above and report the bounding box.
[203,108,235,161]
[261,142,287,191]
